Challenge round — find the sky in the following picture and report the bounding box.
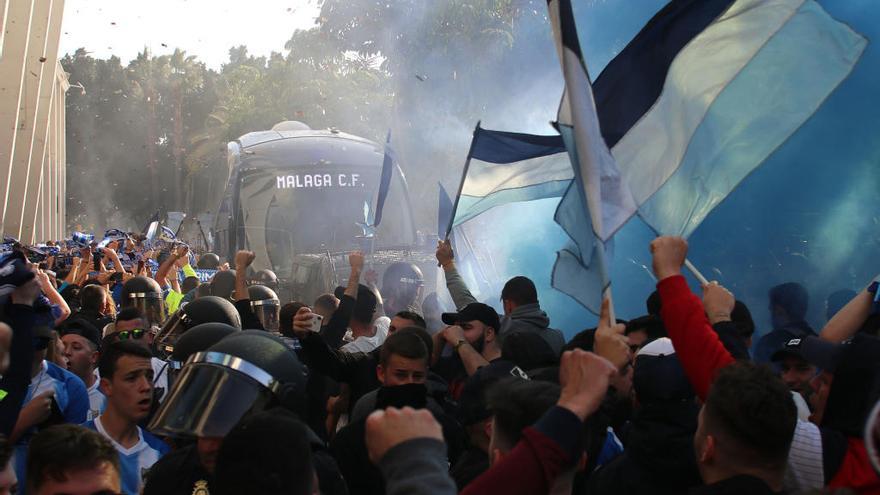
[59,0,321,68]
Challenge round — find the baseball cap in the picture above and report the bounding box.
[771,336,844,372]
[59,318,103,351]
[441,303,501,331]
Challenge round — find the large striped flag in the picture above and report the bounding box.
[445,123,569,236]
[549,0,866,312]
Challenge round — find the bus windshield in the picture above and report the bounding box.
[237,166,415,276]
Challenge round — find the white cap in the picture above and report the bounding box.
[636,337,676,357]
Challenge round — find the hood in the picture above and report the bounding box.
[627,401,702,485]
[504,303,550,331]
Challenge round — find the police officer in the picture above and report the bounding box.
[248,285,280,333]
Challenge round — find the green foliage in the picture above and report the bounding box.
[62,1,542,233]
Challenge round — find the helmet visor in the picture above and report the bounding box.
[127,293,165,328]
[251,300,280,332]
[147,354,276,438]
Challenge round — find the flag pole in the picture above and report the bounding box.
[684,258,709,286]
[445,121,481,240]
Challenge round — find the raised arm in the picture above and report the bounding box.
[651,237,734,400]
[461,350,615,495]
[820,281,874,343]
[436,240,478,309]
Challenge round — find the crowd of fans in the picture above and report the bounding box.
[0,229,875,495]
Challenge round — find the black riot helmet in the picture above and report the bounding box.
[120,276,165,328]
[210,271,237,301]
[382,262,425,315]
[169,322,240,371]
[252,268,279,290]
[154,296,242,358]
[198,252,221,270]
[248,285,280,332]
[149,330,308,438]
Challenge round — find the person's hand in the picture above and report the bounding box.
[557,349,617,421]
[366,407,444,464]
[593,298,631,370]
[104,246,119,259]
[96,271,115,286]
[19,390,54,428]
[703,281,735,324]
[436,240,454,268]
[34,270,51,291]
[441,325,466,347]
[292,306,316,338]
[650,236,688,281]
[175,245,190,261]
[349,251,365,272]
[11,279,41,307]
[71,256,82,267]
[234,250,255,270]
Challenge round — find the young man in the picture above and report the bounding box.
[85,341,169,495]
[59,319,105,420]
[26,425,121,495]
[693,362,797,493]
[103,307,169,403]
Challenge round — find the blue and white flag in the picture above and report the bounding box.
[447,123,570,235]
[602,0,866,238]
[549,0,635,313]
[548,0,865,312]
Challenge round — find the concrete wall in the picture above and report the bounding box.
[0,0,66,243]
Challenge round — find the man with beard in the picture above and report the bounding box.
[770,338,817,420]
[431,302,503,399]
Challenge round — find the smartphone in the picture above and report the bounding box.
[309,314,324,333]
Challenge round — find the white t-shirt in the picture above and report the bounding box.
[342,317,390,353]
[87,369,107,421]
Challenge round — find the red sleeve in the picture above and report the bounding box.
[460,427,570,495]
[828,438,880,494]
[658,275,735,400]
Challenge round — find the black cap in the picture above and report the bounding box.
[59,318,103,351]
[441,303,500,331]
[771,336,843,372]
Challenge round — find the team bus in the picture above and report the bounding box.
[212,121,432,303]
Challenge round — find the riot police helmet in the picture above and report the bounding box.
[154,296,241,358]
[149,330,308,438]
[197,252,221,270]
[120,276,165,328]
[248,285,281,332]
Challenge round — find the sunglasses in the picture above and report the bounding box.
[115,329,146,341]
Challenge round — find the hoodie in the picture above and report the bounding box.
[501,303,565,355]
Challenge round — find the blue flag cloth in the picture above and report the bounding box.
[449,124,571,233]
[547,0,866,313]
[371,131,394,228]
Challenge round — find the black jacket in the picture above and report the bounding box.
[689,474,783,495]
[0,302,36,436]
[587,401,702,495]
[143,444,212,495]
